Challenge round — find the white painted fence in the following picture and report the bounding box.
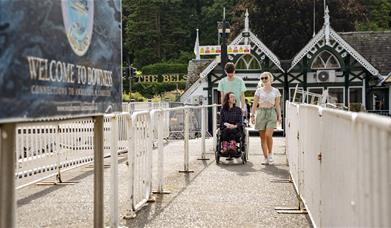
[1,103,219,227]
[15,118,95,188]
[14,115,131,189]
[286,101,391,227]
[129,111,153,212]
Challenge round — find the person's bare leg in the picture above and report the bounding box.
[265,128,274,158]
[260,130,268,158]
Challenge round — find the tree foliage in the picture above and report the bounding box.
[230,0,365,59]
[123,0,390,66]
[356,0,391,31]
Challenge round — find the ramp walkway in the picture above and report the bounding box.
[16,137,310,227]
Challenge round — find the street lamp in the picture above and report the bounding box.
[218,8,230,76]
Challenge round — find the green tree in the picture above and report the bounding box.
[123,0,202,67]
[357,0,391,31]
[230,0,365,59]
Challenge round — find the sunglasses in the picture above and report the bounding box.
[261,77,268,80]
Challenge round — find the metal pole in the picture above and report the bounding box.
[153,110,170,194]
[179,108,193,173]
[198,106,209,160]
[123,114,136,219]
[212,105,217,152]
[157,111,164,191]
[201,106,206,157]
[0,123,16,228]
[221,11,228,73]
[110,116,119,228]
[93,116,104,228]
[184,108,189,171]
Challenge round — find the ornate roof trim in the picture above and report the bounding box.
[180,77,204,102]
[288,29,324,72]
[249,31,283,72]
[329,28,379,76]
[199,59,219,79]
[288,27,380,76]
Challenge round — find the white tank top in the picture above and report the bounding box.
[255,87,281,107]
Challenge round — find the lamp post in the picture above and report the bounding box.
[219,8,229,76]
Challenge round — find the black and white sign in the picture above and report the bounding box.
[0,0,122,123]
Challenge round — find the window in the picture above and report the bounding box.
[348,87,363,111]
[235,54,261,70]
[289,87,304,103]
[311,51,341,69]
[328,87,345,105]
[349,87,362,103]
[307,87,324,104]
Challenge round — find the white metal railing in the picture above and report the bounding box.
[2,103,219,226]
[286,101,391,227]
[14,115,131,189]
[15,118,95,188]
[129,111,153,213]
[122,101,169,114]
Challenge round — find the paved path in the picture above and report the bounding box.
[16,137,311,227]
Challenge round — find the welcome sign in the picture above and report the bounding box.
[0,0,122,122]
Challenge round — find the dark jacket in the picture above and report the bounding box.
[220,106,243,130]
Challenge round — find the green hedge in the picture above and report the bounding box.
[122,92,147,102]
[131,82,186,98]
[141,63,187,75]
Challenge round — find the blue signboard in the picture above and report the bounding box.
[0,0,122,123]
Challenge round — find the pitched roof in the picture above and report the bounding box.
[385,73,391,84]
[339,31,391,76]
[288,27,380,76]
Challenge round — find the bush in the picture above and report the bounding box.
[122,92,147,102]
[141,63,187,75]
[132,82,186,98]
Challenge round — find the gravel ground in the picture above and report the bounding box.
[16,136,311,227]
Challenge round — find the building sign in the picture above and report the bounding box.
[135,74,187,83]
[0,0,122,122]
[199,45,251,55]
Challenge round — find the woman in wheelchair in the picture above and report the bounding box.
[220,92,243,155]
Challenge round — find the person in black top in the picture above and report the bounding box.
[220,92,243,153]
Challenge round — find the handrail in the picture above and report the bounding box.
[286,101,391,227]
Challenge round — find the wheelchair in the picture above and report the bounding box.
[215,125,248,164]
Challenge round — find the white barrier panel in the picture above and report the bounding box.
[129,111,153,211]
[354,113,391,227]
[287,102,391,228]
[300,104,322,227]
[104,114,130,155]
[285,102,300,194]
[15,123,59,188]
[321,109,356,227]
[58,119,95,172]
[15,118,94,188]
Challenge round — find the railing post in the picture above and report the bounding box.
[198,106,209,160]
[179,107,193,173]
[157,111,164,191]
[153,111,170,194]
[0,123,16,228]
[212,105,217,152]
[110,115,119,227]
[93,116,104,228]
[124,114,136,219]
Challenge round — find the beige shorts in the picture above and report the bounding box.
[254,108,277,131]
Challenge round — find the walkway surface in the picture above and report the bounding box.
[16,137,311,227]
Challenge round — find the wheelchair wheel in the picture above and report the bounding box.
[215,142,220,164]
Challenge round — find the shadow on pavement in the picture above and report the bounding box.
[125,158,215,227]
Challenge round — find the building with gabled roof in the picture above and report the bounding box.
[182,6,391,131]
